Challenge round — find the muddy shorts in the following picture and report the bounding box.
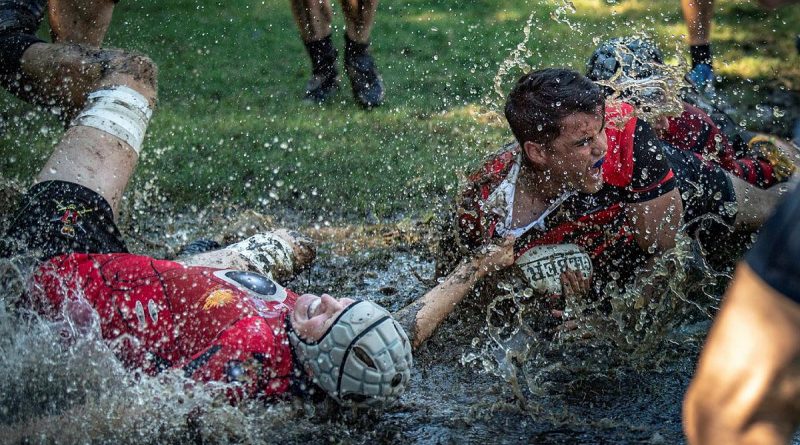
[746,184,800,304]
[1,180,128,260]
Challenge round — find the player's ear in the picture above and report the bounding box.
[523,140,547,168]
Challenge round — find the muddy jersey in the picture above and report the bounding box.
[29,252,300,401]
[664,103,777,187]
[456,103,676,292]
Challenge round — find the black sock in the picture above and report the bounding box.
[344,34,370,62]
[690,44,712,68]
[303,35,337,76]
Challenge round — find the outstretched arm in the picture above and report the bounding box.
[395,237,515,349]
[177,230,316,282]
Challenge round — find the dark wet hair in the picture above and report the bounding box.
[504,68,604,146]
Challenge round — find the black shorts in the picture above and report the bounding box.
[746,184,800,304]
[1,180,128,261]
[663,142,736,227]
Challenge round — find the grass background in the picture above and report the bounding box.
[1,0,799,222]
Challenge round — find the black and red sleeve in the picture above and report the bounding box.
[626,120,676,203]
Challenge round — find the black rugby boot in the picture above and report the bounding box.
[304,66,339,104]
[344,35,384,108]
[303,35,339,104]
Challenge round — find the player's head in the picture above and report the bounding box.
[288,294,413,407]
[505,68,607,194]
[505,68,604,147]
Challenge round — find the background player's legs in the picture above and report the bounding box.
[681,0,715,89]
[22,42,157,216]
[340,0,376,44]
[48,0,116,46]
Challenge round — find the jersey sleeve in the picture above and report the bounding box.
[625,120,676,203]
[664,103,779,187]
[745,185,800,304]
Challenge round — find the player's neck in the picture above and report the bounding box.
[518,164,567,204]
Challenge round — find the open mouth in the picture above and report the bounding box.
[592,156,605,169]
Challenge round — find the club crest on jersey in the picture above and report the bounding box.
[203,289,235,310]
[515,244,592,294]
[52,201,93,238]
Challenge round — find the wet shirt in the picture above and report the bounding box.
[29,252,300,402]
[745,184,800,304]
[664,103,777,187]
[456,103,676,292]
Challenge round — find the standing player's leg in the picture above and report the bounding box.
[48,0,116,46]
[289,0,339,103]
[680,0,715,90]
[340,0,382,107]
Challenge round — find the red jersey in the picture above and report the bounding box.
[456,104,676,290]
[29,252,300,402]
[664,103,777,187]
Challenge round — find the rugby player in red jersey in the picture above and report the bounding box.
[396,68,783,347]
[1,12,412,405]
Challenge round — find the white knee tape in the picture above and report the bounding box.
[71,85,153,154]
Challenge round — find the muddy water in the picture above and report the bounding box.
[0,198,718,444]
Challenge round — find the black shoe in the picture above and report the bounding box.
[345,53,384,108]
[177,239,222,257]
[304,67,339,104]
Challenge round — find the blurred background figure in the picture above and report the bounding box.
[680,0,715,92]
[683,182,800,445]
[289,0,384,108]
[679,0,800,93]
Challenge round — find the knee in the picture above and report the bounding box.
[101,51,158,99]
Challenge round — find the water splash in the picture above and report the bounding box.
[492,12,536,103]
[0,257,311,444]
[592,34,689,122]
[462,228,733,419]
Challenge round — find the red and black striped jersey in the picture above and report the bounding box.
[663,103,777,187]
[456,103,676,288]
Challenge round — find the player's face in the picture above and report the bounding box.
[541,110,607,194]
[291,293,356,342]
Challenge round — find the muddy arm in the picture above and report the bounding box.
[395,237,515,350]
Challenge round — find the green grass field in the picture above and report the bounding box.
[2,0,799,221]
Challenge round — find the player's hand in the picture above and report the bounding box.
[560,268,591,298]
[547,270,592,331]
[474,236,516,277]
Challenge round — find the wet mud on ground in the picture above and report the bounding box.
[0,194,702,444]
[2,83,800,443]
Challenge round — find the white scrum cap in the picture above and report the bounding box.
[288,300,413,407]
